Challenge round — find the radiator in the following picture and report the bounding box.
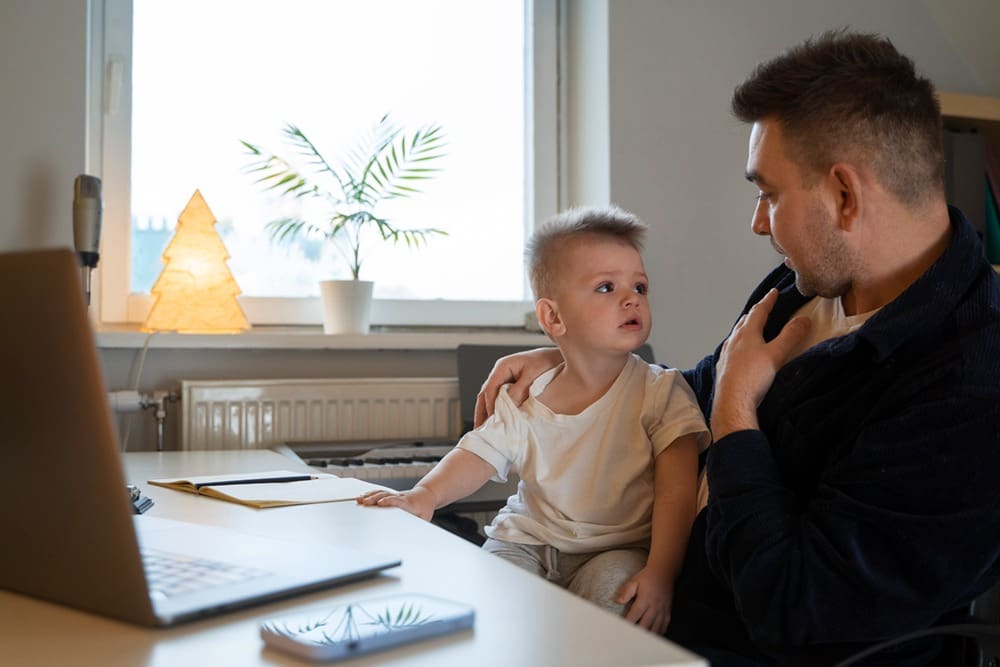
[180,378,462,450]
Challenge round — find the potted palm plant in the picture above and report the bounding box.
[241,115,446,333]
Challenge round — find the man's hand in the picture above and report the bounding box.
[711,289,810,439]
[356,486,437,521]
[616,565,673,634]
[473,347,563,428]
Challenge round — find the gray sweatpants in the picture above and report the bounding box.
[482,537,648,616]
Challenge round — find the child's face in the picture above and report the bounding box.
[546,236,651,354]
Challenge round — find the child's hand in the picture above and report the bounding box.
[616,565,673,634]
[355,486,436,521]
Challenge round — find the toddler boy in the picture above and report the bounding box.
[358,206,708,632]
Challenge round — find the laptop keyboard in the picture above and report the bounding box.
[142,548,271,600]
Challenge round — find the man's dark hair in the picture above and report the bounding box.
[731,29,945,207]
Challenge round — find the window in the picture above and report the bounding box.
[93,0,560,327]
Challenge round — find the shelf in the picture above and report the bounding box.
[95,326,551,351]
[939,92,1000,123]
[939,92,1000,150]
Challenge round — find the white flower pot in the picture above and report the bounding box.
[319,280,374,334]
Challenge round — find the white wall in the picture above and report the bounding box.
[926,0,1000,93]
[571,0,989,369]
[0,1,88,251]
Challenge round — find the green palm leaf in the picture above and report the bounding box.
[241,141,327,202]
[264,218,322,244]
[241,113,447,280]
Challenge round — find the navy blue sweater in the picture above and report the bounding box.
[667,208,1000,666]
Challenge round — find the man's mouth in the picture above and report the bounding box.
[772,242,792,268]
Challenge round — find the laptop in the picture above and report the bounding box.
[0,248,400,627]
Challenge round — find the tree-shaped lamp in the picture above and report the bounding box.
[142,190,249,333]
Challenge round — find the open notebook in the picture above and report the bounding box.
[148,469,390,508]
[0,248,400,626]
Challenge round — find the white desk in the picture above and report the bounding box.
[0,450,706,667]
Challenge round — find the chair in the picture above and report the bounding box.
[835,580,1000,666]
[954,578,1000,666]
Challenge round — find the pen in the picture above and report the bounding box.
[194,475,317,490]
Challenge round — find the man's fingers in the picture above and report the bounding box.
[744,289,809,365]
[473,348,563,428]
[505,372,533,406]
[474,377,507,428]
[725,314,749,348]
[473,391,490,429]
[473,365,520,428]
[745,288,779,326]
[474,360,517,427]
[771,316,812,364]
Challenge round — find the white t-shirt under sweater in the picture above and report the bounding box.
[459,353,710,554]
[788,296,880,359]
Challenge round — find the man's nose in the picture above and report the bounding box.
[751,199,770,236]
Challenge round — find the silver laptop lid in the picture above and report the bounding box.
[0,248,156,624]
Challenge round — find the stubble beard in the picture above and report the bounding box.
[792,202,854,299]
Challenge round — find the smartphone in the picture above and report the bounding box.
[260,593,475,662]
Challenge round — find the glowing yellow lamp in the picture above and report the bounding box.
[142,190,249,333]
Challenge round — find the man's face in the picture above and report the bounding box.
[547,236,651,354]
[745,119,855,299]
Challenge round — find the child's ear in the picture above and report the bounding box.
[535,298,566,338]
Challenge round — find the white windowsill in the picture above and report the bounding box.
[95,325,552,350]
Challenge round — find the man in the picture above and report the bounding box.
[475,30,1000,665]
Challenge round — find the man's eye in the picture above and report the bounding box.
[596,283,613,293]
[755,191,772,202]
[634,283,648,295]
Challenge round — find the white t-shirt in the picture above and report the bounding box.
[788,296,880,359]
[459,353,709,553]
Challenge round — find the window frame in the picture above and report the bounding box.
[91,0,561,328]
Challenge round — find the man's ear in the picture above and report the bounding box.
[827,163,863,231]
[535,298,565,338]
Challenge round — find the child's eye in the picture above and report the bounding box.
[634,283,648,295]
[596,282,613,293]
[755,191,772,203]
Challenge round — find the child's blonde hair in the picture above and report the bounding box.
[526,205,647,299]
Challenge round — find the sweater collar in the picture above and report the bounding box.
[857,206,984,361]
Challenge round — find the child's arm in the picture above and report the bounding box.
[616,432,700,633]
[355,448,496,521]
